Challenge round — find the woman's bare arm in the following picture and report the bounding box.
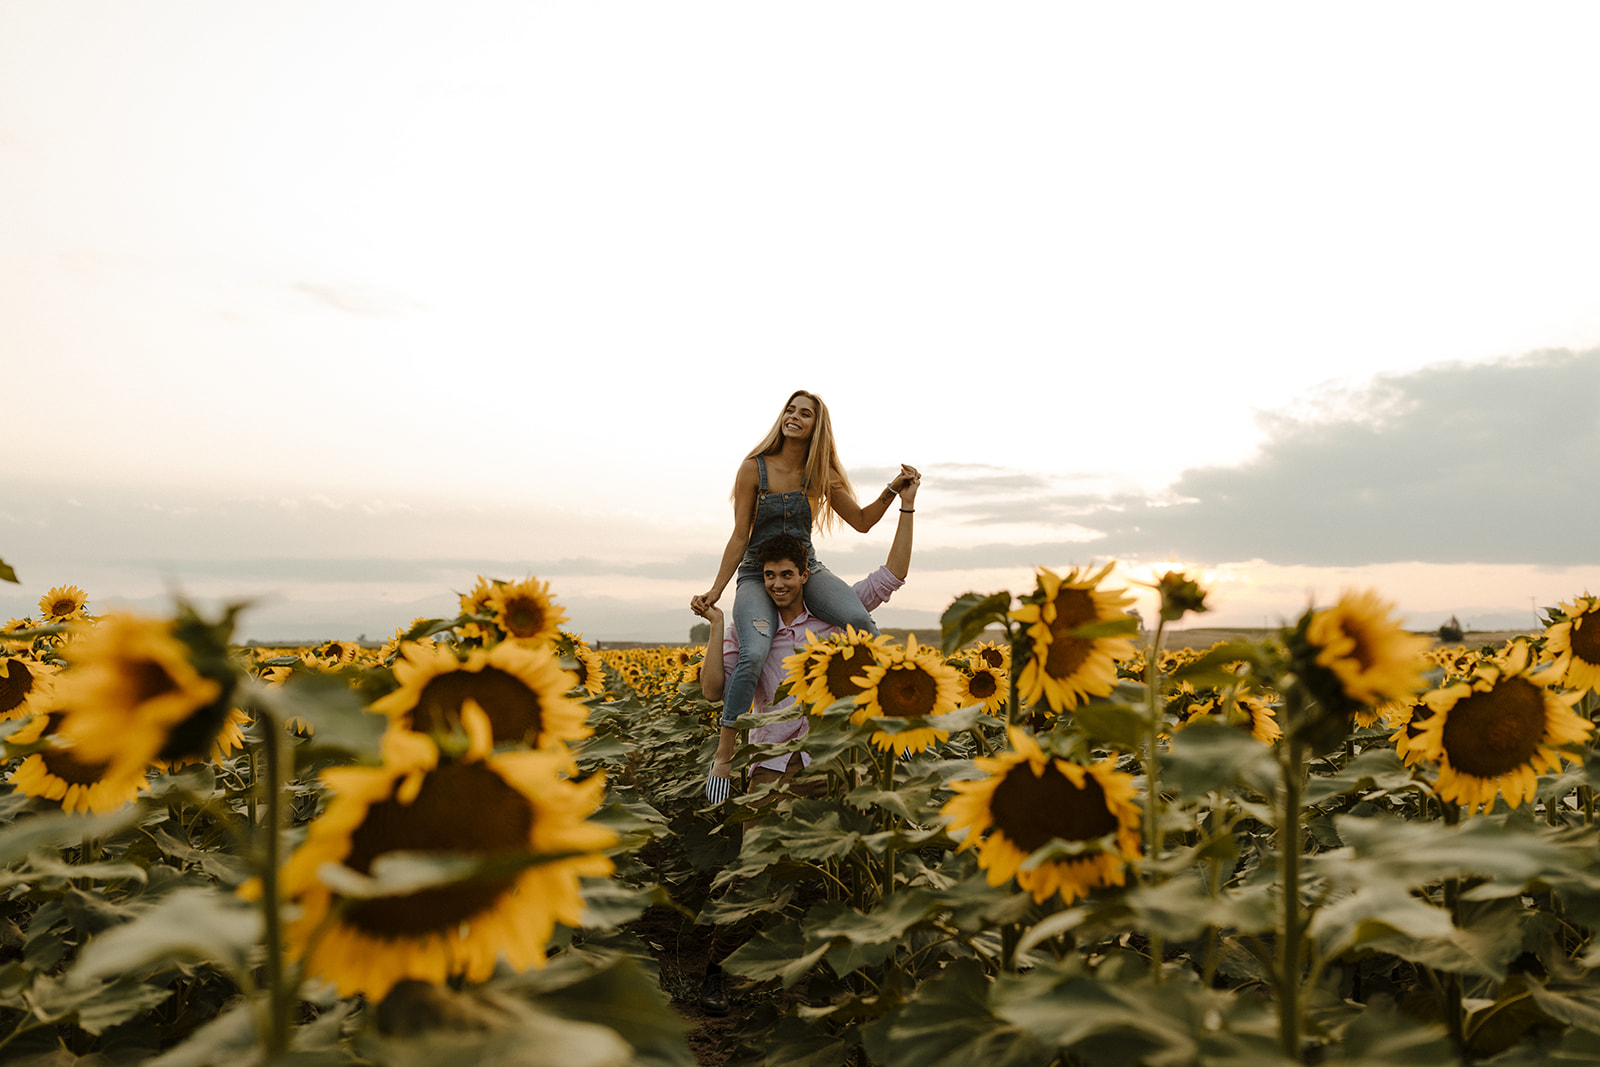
[690,459,759,611]
[829,464,916,533]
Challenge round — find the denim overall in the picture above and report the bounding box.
[720,456,879,727]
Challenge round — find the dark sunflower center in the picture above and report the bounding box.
[408,666,544,746]
[49,599,78,618]
[155,695,236,763]
[879,665,937,718]
[1439,677,1546,778]
[342,762,533,937]
[0,660,36,715]
[1403,702,1433,740]
[35,712,112,784]
[968,672,998,700]
[980,648,1004,669]
[130,660,182,705]
[1338,618,1378,673]
[1571,614,1600,666]
[1043,588,1098,679]
[503,598,545,639]
[989,761,1117,853]
[824,646,876,699]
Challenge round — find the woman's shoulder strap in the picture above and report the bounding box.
[755,454,769,493]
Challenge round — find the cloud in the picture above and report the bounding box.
[289,282,422,317]
[1065,348,1600,567]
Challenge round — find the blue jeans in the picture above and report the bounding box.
[720,553,878,728]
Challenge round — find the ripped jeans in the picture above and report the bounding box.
[719,553,878,728]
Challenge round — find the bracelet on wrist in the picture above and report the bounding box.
[900,508,914,513]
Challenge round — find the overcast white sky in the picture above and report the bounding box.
[4,2,1598,641]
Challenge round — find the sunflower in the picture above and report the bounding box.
[1385,699,1435,768]
[158,707,253,770]
[488,578,568,648]
[1010,564,1137,715]
[854,635,963,753]
[958,660,1009,715]
[53,614,232,781]
[1171,692,1281,745]
[309,640,362,667]
[1302,589,1430,708]
[564,644,606,697]
[1545,595,1600,694]
[942,727,1141,904]
[274,739,615,1001]
[37,585,90,624]
[371,641,591,752]
[785,627,892,710]
[1,657,56,721]
[1408,643,1591,814]
[8,709,151,813]
[967,641,1010,673]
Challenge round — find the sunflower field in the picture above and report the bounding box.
[3,557,1600,1066]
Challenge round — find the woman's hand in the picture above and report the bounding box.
[690,591,720,615]
[898,469,921,509]
[889,463,928,499]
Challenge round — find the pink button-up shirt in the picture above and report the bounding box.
[721,566,904,772]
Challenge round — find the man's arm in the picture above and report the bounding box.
[697,606,726,702]
[691,602,739,788]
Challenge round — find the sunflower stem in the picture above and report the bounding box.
[1276,698,1308,1063]
[1142,616,1168,981]
[255,708,292,1057]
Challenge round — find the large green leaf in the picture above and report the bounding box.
[1069,703,1149,752]
[0,806,143,869]
[882,958,1053,1067]
[1318,814,1581,891]
[68,886,263,989]
[145,999,260,1067]
[941,592,1014,655]
[0,557,17,583]
[1309,884,1456,960]
[722,917,833,988]
[1161,721,1276,797]
[1303,747,1419,808]
[25,972,173,1034]
[495,954,692,1067]
[994,969,1200,1063]
[1328,1006,1457,1066]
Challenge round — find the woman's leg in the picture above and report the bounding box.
[803,556,879,636]
[721,566,778,727]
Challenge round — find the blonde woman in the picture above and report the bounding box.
[691,390,915,785]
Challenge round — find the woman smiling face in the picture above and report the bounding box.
[780,393,817,443]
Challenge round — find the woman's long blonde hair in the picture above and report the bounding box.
[740,389,855,533]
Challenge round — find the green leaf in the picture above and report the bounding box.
[25,972,173,1033]
[1330,1006,1457,1066]
[1161,721,1277,797]
[1069,703,1149,751]
[722,918,834,988]
[0,558,17,584]
[578,881,676,931]
[994,969,1200,1062]
[1304,747,1419,808]
[1309,884,1456,960]
[494,953,693,1066]
[69,886,263,989]
[941,592,1014,655]
[1318,814,1581,891]
[0,806,143,869]
[883,957,1053,1067]
[1065,616,1140,640]
[1168,641,1266,689]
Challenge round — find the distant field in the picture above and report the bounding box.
[603,627,1538,652]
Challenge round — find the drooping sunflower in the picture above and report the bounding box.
[273,739,615,1001]
[1302,589,1430,708]
[371,641,591,752]
[1409,643,1592,814]
[52,614,233,781]
[1385,698,1436,768]
[942,727,1141,904]
[1010,564,1137,715]
[1171,691,1282,745]
[8,709,151,813]
[786,627,892,710]
[967,640,1010,673]
[853,635,963,753]
[1545,595,1600,695]
[158,707,253,770]
[1,657,56,721]
[37,585,90,624]
[488,578,568,648]
[958,660,1009,715]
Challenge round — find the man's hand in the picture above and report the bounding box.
[706,758,734,804]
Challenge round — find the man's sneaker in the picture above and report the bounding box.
[699,967,730,1016]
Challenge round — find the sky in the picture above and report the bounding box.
[4,2,1599,642]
